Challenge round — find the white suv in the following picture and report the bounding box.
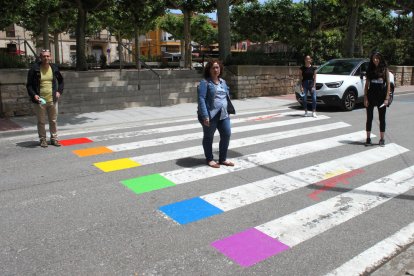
[295,58,395,111]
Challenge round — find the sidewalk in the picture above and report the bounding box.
[1,86,412,140]
[0,94,298,139]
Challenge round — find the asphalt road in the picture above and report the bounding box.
[1,92,413,276]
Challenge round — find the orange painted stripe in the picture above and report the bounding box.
[73,146,113,157]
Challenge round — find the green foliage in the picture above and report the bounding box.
[0,1,24,30]
[379,39,411,65]
[157,13,184,40]
[158,13,218,47]
[0,52,28,68]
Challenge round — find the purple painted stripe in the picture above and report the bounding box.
[211,228,290,267]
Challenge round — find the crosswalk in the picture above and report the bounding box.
[60,109,414,274]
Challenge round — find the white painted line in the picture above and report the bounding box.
[202,143,408,211]
[105,115,329,152]
[160,131,367,185]
[256,165,414,247]
[89,110,312,142]
[326,221,414,275]
[131,122,349,165]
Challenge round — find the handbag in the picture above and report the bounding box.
[227,95,236,114]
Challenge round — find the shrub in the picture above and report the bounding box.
[0,52,27,68]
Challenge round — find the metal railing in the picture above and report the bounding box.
[120,44,162,106]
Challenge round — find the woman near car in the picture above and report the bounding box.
[364,52,391,147]
[197,60,235,168]
[299,55,317,117]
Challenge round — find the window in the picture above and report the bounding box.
[5,25,15,37]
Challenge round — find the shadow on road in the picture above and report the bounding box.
[16,141,39,148]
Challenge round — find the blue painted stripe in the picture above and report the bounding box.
[159,197,224,225]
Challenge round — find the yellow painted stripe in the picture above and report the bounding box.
[94,158,141,172]
[73,146,113,157]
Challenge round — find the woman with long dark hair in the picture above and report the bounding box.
[197,60,235,168]
[363,52,391,147]
[299,55,317,117]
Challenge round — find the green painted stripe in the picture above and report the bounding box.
[121,174,176,194]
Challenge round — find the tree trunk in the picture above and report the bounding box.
[118,32,123,70]
[343,1,360,57]
[53,33,60,63]
[41,14,49,49]
[180,40,185,66]
[134,27,140,70]
[76,7,88,71]
[135,27,141,90]
[217,0,231,63]
[183,8,192,68]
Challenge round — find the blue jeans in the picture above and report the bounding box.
[199,111,231,163]
[302,80,317,111]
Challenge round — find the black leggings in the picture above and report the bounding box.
[366,105,386,132]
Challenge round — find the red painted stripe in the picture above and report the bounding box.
[248,114,281,122]
[308,169,365,201]
[60,137,93,146]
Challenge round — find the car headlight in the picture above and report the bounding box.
[325,81,344,88]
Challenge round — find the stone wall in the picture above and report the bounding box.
[0,69,31,117]
[224,65,300,99]
[389,66,413,87]
[1,65,413,117]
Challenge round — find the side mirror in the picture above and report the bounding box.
[360,71,366,79]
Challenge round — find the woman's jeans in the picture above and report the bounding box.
[302,80,317,111]
[199,112,231,163]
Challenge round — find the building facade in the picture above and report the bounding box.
[0,24,132,65]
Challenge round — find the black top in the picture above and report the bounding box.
[300,65,317,81]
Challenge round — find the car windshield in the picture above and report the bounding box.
[317,60,361,75]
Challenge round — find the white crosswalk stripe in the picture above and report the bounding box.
[201,143,408,211]
[69,109,413,272]
[326,221,414,275]
[90,110,304,142]
[159,131,367,184]
[100,122,347,168]
[105,115,330,152]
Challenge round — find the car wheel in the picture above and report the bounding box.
[341,89,356,111]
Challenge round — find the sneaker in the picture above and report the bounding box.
[379,139,385,147]
[312,112,317,118]
[40,139,48,148]
[51,139,61,147]
[304,111,308,117]
[365,138,372,147]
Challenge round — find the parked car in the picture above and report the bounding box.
[295,58,395,111]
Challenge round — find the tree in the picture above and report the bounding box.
[191,15,218,51]
[19,0,63,49]
[0,1,24,30]
[118,0,165,70]
[167,0,215,68]
[157,13,185,56]
[158,14,218,56]
[217,0,231,63]
[64,0,112,71]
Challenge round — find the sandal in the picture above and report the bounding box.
[207,160,220,168]
[219,160,234,166]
